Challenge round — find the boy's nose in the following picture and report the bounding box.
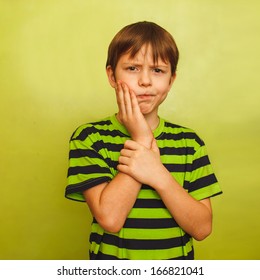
[138,70,152,87]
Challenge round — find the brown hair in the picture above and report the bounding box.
[106,21,179,75]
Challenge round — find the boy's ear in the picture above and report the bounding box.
[168,72,177,90]
[106,66,117,88]
[170,72,177,85]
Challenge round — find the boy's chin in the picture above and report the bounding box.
[139,105,148,114]
[139,106,154,116]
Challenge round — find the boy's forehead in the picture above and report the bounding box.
[122,45,169,66]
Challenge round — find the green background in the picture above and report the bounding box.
[1,0,259,260]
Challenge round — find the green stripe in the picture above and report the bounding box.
[137,189,161,199]
[91,223,183,240]
[69,157,109,167]
[161,154,193,164]
[128,208,172,219]
[116,228,183,240]
[100,134,128,143]
[97,243,192,260]
[66,192,85,201]
[68,173,112,185]
[190,183,222,200]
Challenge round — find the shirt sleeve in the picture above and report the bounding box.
[65,127,114,202]
[184,144,222,200]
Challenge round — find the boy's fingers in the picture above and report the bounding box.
[116,82,126,116]
[117,163,130,175]
[121,83,132,116]
[118,155,130,165]
[124,139,140,150]
[129,89,140,114]
[120,148,132,157]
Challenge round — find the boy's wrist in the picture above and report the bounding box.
[132,135,153,149]
[150,165,173,191]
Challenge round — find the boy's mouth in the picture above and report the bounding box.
[136,93,155,100]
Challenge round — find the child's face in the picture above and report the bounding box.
[107,44,175,116]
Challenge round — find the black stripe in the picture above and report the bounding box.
[158,131,201,141]
[69,149,103,159]
[98,129,125,138]
[65,176,110,197]
[141,184,154,190]
[194,134,204,147]
[90,232,189,250]
[69,149,119,171]
[123,218,179,229]
[160,146,195,156]
[164,122,183,129]
[104,158,118,170]
[164,163,190,172]
[92,217,179,229]
[89,120,112,126]
[191,155,211,171]
[159,129,204,147]
[92,140,123,153]
[68,165,110,176]
[74,124,123,141]
[73,126,100,141]
[90,251,124,260]
[185,174,218,193]
[133,199,166,208]
[158,132,188,141]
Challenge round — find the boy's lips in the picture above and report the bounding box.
[136,93,155,100]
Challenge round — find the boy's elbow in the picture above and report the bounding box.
[97,216,123,233]
[103,223,122,234]
[193,223,212,241]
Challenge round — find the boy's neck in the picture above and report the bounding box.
[143,112,160,131]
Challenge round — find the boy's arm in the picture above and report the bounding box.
[118,139,213,240]
[83,173,141,233]
[154,173,212,241]
[83,82,153,233]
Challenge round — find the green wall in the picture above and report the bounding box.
[0,0,259,260]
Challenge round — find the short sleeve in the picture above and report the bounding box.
[184,144,222,200]
[65,127,113,202]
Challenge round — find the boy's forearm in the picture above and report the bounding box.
[153,168,212,241]
[88,172,142,233]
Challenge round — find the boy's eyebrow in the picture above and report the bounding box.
[122,62,169,68]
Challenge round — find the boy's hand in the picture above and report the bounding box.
[116,82,153,148]
[117,138,166,187]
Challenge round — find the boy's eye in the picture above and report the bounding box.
[127,66,137,71]
[154,68,163,73]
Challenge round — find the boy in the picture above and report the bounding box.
[65,21,222,260]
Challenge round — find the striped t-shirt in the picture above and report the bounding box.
[65,114,222,260]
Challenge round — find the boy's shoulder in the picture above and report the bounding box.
[162,118,197,134]
[70,116,113,141]
[161,118,205,146]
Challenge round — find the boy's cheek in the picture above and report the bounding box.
[120,79,136,93]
